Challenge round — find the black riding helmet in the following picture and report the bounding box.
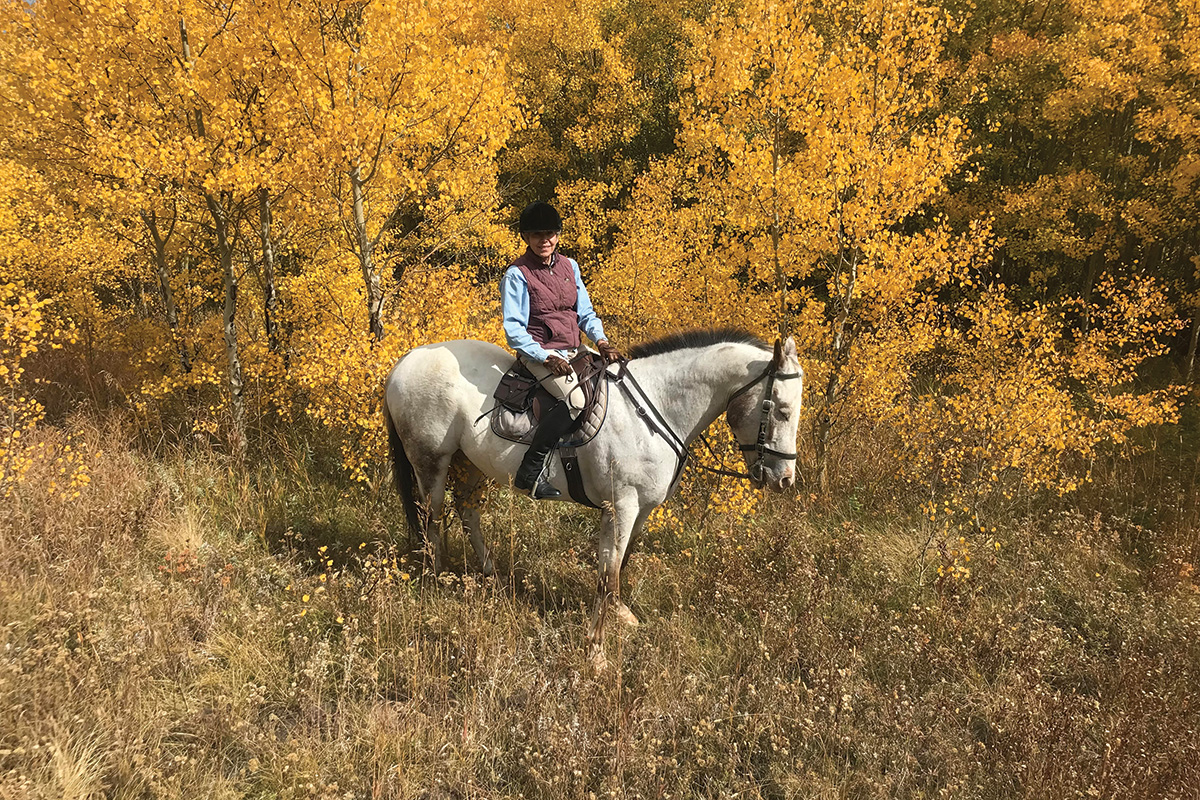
[518,201,562,233]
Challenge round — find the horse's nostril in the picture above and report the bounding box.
[781,474,795,490]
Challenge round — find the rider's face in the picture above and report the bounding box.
[522,230,559,263]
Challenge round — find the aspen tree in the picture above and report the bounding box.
[954,0,1200,375]
[600,0,977,490]
[177,12,254,455]
[0,0,202,375]
[258,188,282,354]
[255,0,519,341]
[494,0,706,257]
[0,0,270,444]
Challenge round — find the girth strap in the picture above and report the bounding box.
[559,447,600,508]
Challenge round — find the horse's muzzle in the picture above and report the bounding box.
[750,460,795,492]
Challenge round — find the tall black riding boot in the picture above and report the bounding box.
[513,402,575,499]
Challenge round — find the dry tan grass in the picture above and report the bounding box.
[47,734,107,800]
[1,415,1198,798]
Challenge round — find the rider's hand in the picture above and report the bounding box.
[597,339,623,362]
[543,354,573,376]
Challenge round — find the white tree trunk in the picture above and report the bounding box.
[351,165,385,341]
[259,188,280,354]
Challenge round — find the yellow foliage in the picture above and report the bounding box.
[598,0,982,494]
[897,279,1182,501]
[281,261,499,482]
[0,283,90,499]
[496,0,701,196]
[0,0,1190,517]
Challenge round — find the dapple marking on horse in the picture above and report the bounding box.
[383,329,804,669]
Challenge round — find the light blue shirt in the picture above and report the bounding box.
[501,256,606,363]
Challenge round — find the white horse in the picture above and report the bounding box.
[382,329,804,667]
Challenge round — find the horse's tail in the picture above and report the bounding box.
[384,398,424,547]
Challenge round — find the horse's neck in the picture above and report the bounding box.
[630,344,767,443]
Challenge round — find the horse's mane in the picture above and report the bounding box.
[627,328,770,360]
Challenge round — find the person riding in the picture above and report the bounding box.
[502,201,622,499]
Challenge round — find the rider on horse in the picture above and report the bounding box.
[502,201,622,499]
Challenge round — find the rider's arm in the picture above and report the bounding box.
[571,259,607,345]
[501,267,552,362]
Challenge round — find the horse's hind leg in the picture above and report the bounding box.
[450,454,494,576]
[412,451,453,574]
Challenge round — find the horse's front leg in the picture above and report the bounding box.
[612,506,652,629]
[586,505,617,671]
[586,497,642,670]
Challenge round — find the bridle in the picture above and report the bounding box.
[724,362,802,483]
[609,356,800,487]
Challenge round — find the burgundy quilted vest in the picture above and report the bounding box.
[515,250,580,350]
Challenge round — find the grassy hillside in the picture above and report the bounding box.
[1,416,1198,799]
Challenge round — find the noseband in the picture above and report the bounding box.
[728,363,801,480]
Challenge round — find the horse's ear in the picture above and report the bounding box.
[783,336,798,359]
[772,337,783,369]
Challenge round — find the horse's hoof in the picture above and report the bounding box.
[589,648,609,673]
[615,602,640,628]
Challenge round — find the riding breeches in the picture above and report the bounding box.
[519,349,586,418]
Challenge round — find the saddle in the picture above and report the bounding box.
[490,351,610,447]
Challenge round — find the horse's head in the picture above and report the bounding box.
[726,336,803,492]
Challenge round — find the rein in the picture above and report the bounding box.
[693,432,759,480]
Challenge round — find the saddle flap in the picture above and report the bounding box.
[494,361,538,412]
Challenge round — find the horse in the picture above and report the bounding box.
[382,329,804,668]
